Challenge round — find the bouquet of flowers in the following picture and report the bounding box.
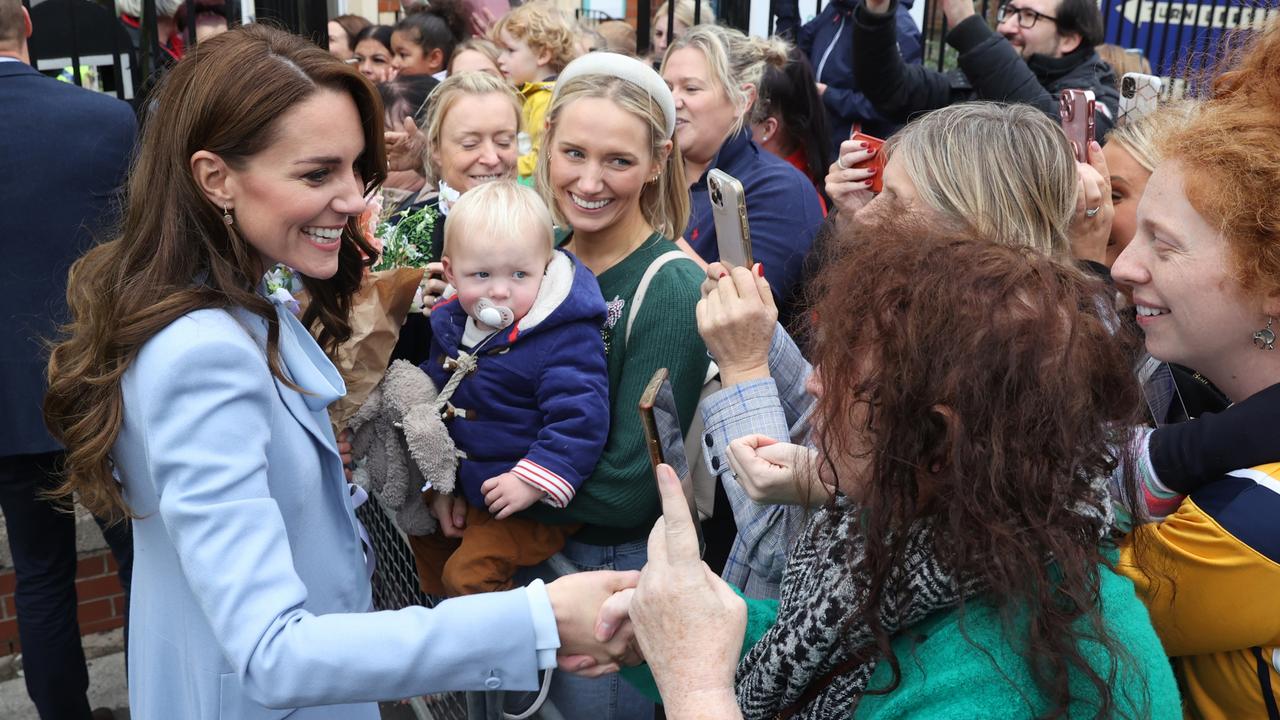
[370,199,439,314]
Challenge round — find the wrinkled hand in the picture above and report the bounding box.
[631,464,746,719]
[384,116,428,174]
[547,570,644,675]
[825,139,879,220]
[417,262,448,315]
[429,490,468,538]
[696,263,776,386]
[1069,140,1113,266]
[726,435,831,507]
[481,472,545,519]
[338,428,354,481]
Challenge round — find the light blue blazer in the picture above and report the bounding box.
[113,299,554,719]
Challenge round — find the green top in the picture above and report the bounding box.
[622,562,1181,718]
[523,233,709,545]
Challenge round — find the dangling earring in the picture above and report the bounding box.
[222,203,234,226]
[1254,317,1276,350]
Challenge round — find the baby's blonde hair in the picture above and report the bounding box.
[443,180,556,259]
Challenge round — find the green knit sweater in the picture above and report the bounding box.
[622,562,1181,718]
[524,233,708,545]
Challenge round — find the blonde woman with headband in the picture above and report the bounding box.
[662,25,825,331]
[523,51,709,720]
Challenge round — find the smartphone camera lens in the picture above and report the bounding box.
[710,179,723,208]
[1122,76,1135,98]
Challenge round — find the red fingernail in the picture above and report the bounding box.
[756,263,765,277]
[865,180,875,186]
[859,142,869,148]
[718,271,728,279]
[866,168,878,175]
[868,148,877,156]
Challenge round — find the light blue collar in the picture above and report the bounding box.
[264,287,346,411]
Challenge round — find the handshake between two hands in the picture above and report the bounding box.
[547,436,826,708]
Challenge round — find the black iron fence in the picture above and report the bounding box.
[33,0,1280,101]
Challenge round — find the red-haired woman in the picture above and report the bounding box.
[1109,18,1280,719]
[619,217,1182,718]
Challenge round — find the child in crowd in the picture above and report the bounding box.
[391,0,469,79]
[491,3,580,180]
[412,180,610,597]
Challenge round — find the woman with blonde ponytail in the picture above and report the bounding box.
[661,26,824,330]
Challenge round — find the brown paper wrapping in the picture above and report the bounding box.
[325,267,426,431]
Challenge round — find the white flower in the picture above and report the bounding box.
[268,287,301,316]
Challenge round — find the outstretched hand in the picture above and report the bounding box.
[630,464,746,718]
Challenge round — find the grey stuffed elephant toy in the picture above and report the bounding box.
[349,360,459,536]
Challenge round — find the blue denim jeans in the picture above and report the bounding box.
[521,537,655,720]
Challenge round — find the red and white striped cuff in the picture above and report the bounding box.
[512,459,575,509]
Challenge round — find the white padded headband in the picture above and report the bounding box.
[554,52,678,139]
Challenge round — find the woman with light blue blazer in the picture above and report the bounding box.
[43,25,636,720]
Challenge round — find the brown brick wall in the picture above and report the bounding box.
[0,550,126,656]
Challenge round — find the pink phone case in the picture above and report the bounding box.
[1058,89,1096,162]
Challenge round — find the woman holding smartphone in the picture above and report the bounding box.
[661,25,824,330]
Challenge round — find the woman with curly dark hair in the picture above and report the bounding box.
[617,215,1182,718]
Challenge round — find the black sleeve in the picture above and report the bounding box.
[1149,381,1280,494]
[853,0,959,122]
[947,15,1057,118]
[772,0,802,41]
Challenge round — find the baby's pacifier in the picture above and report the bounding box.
[475,297,515,329]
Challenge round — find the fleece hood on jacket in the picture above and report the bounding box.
[430,249,605,352]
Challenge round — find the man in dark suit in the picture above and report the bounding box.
[0,2,136,717]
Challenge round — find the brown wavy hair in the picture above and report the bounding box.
[807,214,1146,718]
[1165,17,1280,299]
[43,24,386,521]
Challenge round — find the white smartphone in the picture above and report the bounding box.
[1119,72,1163,125]
[707,169,752,268]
